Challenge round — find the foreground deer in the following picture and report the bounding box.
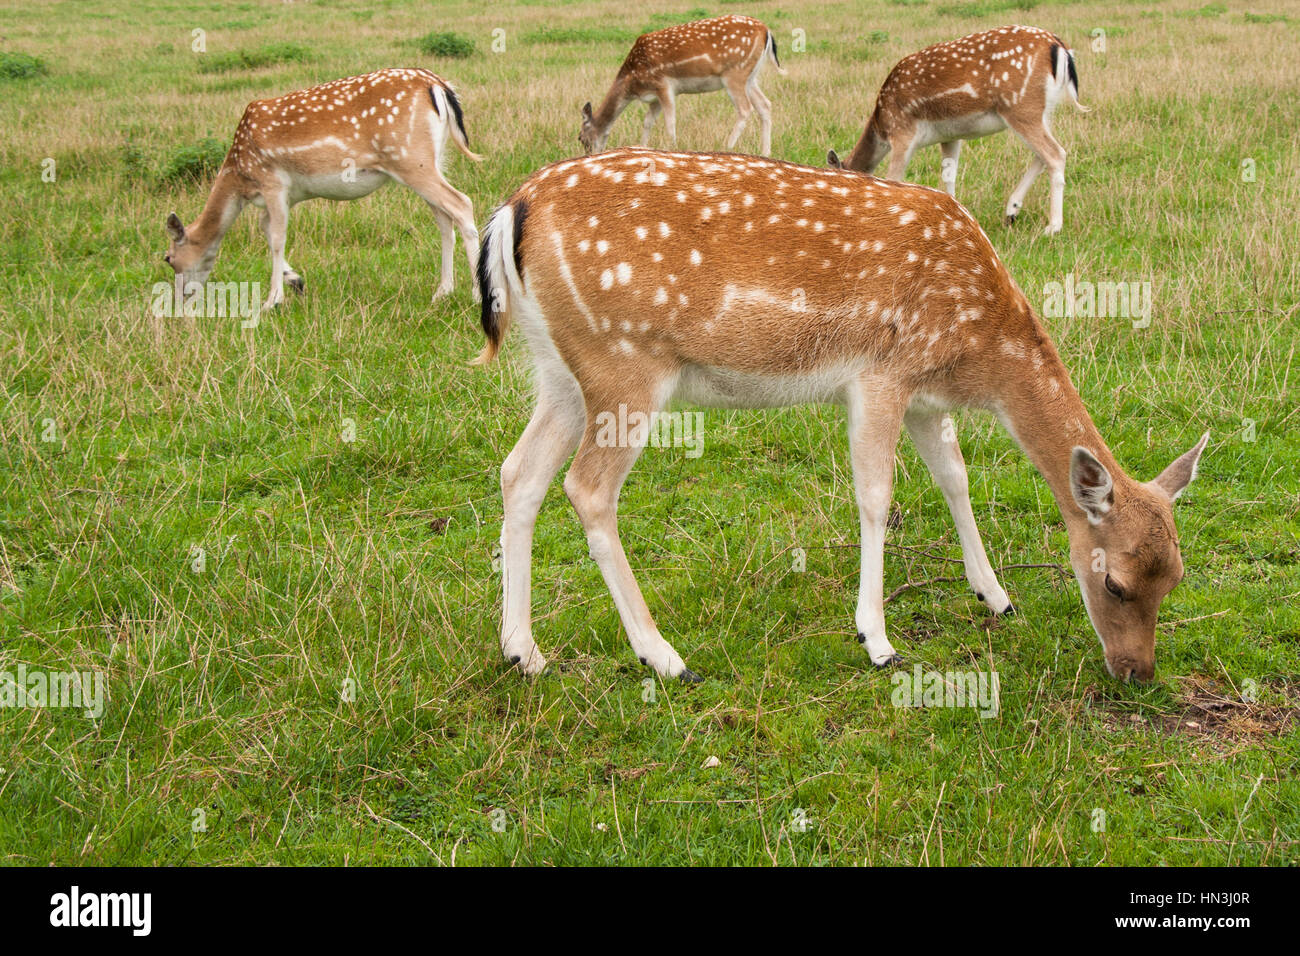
[579,15,785,156]
[164,69,481,312]
[828,25,1088,235]
[476,148,1208,684]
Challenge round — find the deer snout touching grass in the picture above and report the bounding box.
[163,69,481,315]
[829,25,1089,235]
[475,148,1206,684]
[578,14,785,157]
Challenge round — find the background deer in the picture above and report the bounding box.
[828,25,1088,235]
[476,147,1207,683]
[579,14,785,157]
[164,69,481,313]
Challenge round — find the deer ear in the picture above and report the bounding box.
[582,102,593,120]
[827,149,842,169]
[1150,431,1210,502]
[166,213,185,242]
[1070,446,1114,523]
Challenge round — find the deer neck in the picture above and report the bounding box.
[989,334,1128,518]
[188,168,245,256]
[593,78,633,134]
[846,112,888,173]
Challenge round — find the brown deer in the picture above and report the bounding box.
[579,15,785,157]
[163,69,481,313]
[829,25,1089,235]
[475,148,1207,683]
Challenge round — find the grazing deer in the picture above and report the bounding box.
[163,69,481,313]
[828,25,1089,235]
[579,14,785,157]
[476,148,1208,683]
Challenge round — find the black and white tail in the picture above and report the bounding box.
[430,83,484,161]
[473,200,526,365]
[1051,43,1090,113]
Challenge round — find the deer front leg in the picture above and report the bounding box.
[904,407,1012,616]
[660,87,678,148]
[259,193,291,311]
[499,383,585,675]
[939,140,962,197]
[846,380,907,666]
[640,99,662,146]
[1004,156,1045,225]
[259,207,304,294]
[747,81,773,156]
[563,386,698,681]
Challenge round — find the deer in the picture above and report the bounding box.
[163,69,481,314]
[827,25,1089,235]
[578,14,785,157]
[474,147,1209,685]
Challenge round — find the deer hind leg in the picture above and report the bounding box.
[1001,111,1067,235]
[746,79,773,156]
[846,377,908,667]
[939,139,962,197]
[563,383,696,680]
[259,191,291,311]
[432,209,456,302]
[400,168,481,302]
[723,74,755,151]
[499,375,586,675]
[640,99,662,147]
[903,407,1013,617]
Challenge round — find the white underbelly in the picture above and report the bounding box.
[290,169,389,203]
[675,363,852,410]
[918,112,1007,146]
[670,75,725,96]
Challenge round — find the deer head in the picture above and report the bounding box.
[1067,433,1210,681]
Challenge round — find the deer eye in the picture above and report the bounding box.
[1104,574,1126,601]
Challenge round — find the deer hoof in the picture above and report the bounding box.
[871,652,904,668]
[1004,213,1018,227]
[679,667,704,683]
[285,274,305,294]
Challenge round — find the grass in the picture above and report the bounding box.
[196,41,312,75]
[0,0,1298,866]
[415,32,477,59]
[0,51,47,80]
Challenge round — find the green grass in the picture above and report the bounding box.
[0,51,48,80]
[196,41,312,75]
[0,0,1297,866]
[415,31,477,59]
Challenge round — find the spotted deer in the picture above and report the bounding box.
[164,69,481,313]
[828,25,1089,235]
[475,147,1208,684]
[579,15,785,157]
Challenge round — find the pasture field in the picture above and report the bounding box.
[0,0,1297,866]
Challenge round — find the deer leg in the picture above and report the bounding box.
[904,407,1013,616]
[432,209,456,302]
[1002,112,1067,235]
[746,79,773,156]
[660,88,678,148]
[846,377,908,667]
[884,134,919,183]
[640,99,662,146]
[398,168,481,302]
[723,75,754,151]
[499,377,586,675]
[1004,156,1046,226]
[260,192,290,311]
[939,140,962,197]
[563,384,695,680]
[260,209,305,293]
